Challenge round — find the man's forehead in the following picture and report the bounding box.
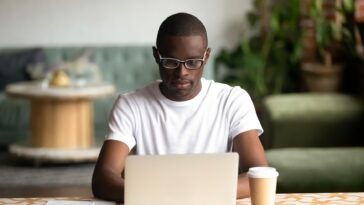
[158,35,207,51]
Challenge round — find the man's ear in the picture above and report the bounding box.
[204,48,212,63]
[152,46,159,64]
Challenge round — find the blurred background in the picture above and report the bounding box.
[0,0,248,51]
[0,0,363,198]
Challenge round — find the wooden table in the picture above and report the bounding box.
[0,193,363,205]
[5,82,115,163]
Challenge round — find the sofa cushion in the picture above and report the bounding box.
[261,94,364,148]
[42,47,160,92]
[0,48,44,90]
[0,93,31,144]
[267,147,364,193]
[93,95,117,141]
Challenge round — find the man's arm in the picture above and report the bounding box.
[233,130,268,199]
[92,140,129,203]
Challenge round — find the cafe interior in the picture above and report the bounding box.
[0,0,363,203]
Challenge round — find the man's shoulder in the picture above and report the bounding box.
[203,78,229,91]
[204,79,248,96]
[118,81,158,101]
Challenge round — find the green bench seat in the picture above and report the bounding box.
[261,93,364,193]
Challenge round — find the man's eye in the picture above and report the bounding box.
[187,60,202,66]
[162,59,178,67]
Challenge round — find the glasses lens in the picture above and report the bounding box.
[161,59,179,69]
[185,59,203,69]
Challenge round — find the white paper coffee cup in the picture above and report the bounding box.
[248,167,279,205]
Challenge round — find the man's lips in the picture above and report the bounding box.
[171,80,191,89]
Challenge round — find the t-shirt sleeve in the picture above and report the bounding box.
[228,87,263,139]
[105,94,136,151]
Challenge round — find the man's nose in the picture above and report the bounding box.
[174,62,189,77]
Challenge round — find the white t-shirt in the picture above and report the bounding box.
[106,78,263,155]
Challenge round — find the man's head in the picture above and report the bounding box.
[153,13,211,101]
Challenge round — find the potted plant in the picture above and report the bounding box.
[301,0,355,92]
[215,0,302,105]
[354,0,364,96]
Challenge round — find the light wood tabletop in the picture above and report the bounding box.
[1,193,363,205]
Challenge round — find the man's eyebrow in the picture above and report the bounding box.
[188,55,205,59]
[163,54,204,59]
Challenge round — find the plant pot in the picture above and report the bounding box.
[301,62,343,92]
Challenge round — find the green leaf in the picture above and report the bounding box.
[270,13,280,33]
[343,0,353,12]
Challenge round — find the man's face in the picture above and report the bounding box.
[154,35,210,101]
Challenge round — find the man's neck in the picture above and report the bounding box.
[159,80,202,102]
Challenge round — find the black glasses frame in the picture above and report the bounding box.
[157,50,207,70]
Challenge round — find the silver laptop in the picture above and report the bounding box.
[124,153,239,205]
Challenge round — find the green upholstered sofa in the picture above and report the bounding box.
[261,93,364,193]
[0,46,215,146]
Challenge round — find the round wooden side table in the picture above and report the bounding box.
[5,82,115,163]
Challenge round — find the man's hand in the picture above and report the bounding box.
[233,130,268,198]
[92,140,129,203]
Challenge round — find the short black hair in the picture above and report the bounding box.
[156,13,208,48]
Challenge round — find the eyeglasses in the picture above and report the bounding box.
[157,50,207,70]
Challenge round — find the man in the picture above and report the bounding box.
[92,12,267,203]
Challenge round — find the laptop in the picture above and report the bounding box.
[124,153,239,205]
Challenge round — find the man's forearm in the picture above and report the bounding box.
[92,168,125,203]
[237,172,250,199]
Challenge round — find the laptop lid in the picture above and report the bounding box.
[124,153,239,205]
